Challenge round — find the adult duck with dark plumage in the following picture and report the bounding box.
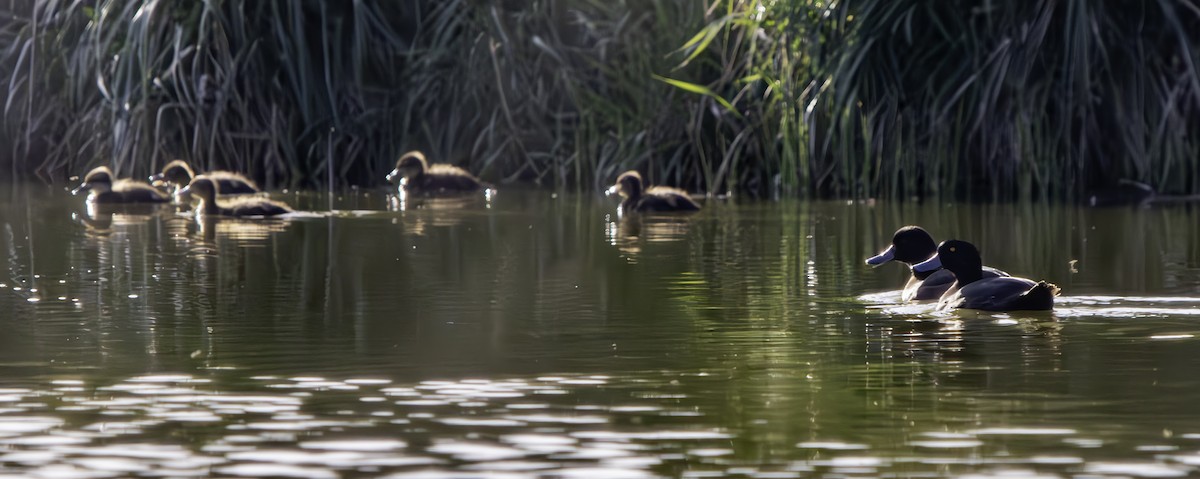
[606,171,700,213]
[180,176,292,217]
[150,159,259,195]
[866,226,1008,301]
[72,166,170,204]
[913,239,1059,311]
[385,151,488,196]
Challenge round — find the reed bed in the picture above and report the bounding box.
[1,1,1198,199]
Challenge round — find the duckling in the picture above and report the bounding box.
[605,171,700,213]
[150,159,259,195]
[385,151,488,196]
[72,166,170,204]
[179,176,292,217]
[913,239,1059,311]
[865,226,1008,301]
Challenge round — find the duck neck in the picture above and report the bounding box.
[626,182,642,201]
[911,261,936,281]
[619,184,642,212]
[91,182,113,194]
[414,158,429,178]
[953,266,984,285]
[199,195,220,215]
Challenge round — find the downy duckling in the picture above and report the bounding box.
[865,225,1008,301]
[150,159,259,195]
[72,166,170,204]
[606,171,700,213]
[385,151,488,196]
[913,239,1060,311]
[179,176,291,217]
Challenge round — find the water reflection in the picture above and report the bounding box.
[605,214,694,260]
[388,188,495,212]
[0,184,1199,477]
[1,371,1197,477]
[193,215,294,243]
[73,202,177,237]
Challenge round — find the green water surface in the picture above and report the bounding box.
[0,183,1198,478]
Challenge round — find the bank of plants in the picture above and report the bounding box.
[2,0,1198,200]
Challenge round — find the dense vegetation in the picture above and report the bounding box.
[2,1,1199,200]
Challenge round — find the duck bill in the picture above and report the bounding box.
[864,245,895,267]
[178,185,192,196]
[912,254,942,274]
[604,185,619,196]
[70,183,89,196]
[385,169,401,183]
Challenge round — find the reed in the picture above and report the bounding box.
[1,1,1198,199]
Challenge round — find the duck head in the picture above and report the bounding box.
[149,160,195,186]
[386,151,428,183]
[605,171,644,199]
[914,239,985,285]
[179,176,219,203]
[72,166,115,195]
[866,226,939,275]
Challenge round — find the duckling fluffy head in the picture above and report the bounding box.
[606,171,644,199]
[179,176,219,201]
[156,160,195,185]
[386,151,429,183]
[75,166,115,194]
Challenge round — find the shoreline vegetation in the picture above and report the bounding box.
[1,1,1198,201]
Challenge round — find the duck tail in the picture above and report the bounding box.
[1014,281,1060,311]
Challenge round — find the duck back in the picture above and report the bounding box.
[629,186,700,212]
[939,277,1059,311]
[1007,281,1060,311]
[218,196,291,217]
[109,180,170,203]
[904,269,955,301]
[912,264,1008,302]
[905,266,1008,301]
[406,165,486,195]
[207,172,259,195]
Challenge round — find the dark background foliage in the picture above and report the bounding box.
[1,1,1198,200]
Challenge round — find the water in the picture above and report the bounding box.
[1,182,1199,478]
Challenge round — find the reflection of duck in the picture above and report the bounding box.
[866,226,1007,301]
[606,214,694,259]
[914,239,1059,311]
[75,202,174,236]
[606,171,700,213]
[180,177,292,217]
[194,215,292,243]
[72,167,170,204]
[150,159,259,195]
[388,189,492,212]
[385,151,488,196]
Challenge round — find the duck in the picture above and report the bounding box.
[150,159,259,195]
[605,171,700,213]
[385,151,488,196]
[865,225,1007,301]
[913,239,1059,311]
[179,176,292,217]
[72,166,170,204]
